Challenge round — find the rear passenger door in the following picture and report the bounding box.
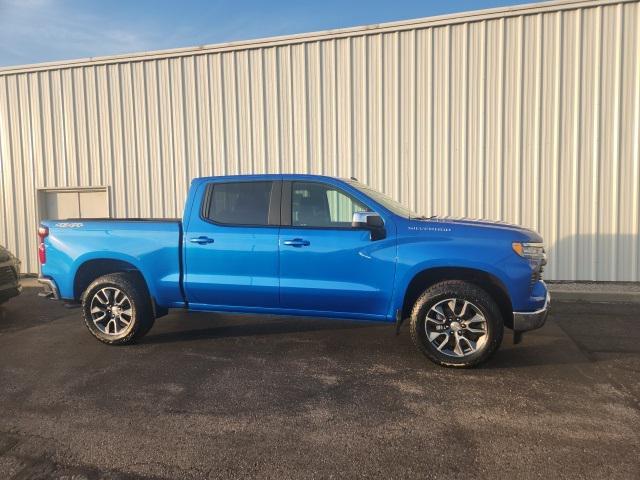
[184,180,281,309]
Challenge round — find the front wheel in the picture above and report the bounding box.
[81,272,155,345]
[409,280,504,368]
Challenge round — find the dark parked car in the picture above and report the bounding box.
[0,245,21,304]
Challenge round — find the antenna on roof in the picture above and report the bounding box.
[350,176,358,181]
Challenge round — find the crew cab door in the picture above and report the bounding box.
[184,180,281,308]
[278,181,396,318]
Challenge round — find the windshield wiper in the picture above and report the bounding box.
[412,215,438,220]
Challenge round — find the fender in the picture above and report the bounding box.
[388,255,516,320]
[71,251,158,300]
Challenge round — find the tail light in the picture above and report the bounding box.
[38,226,49,264]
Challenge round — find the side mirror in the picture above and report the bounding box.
[352,212,386,240]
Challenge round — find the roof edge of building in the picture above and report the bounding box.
[0,0,630,75]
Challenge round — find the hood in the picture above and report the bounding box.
[410,216,543,242]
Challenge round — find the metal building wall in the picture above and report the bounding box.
[0,0,639,279]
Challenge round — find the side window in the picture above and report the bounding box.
[291,182,370,228]
[204,181,273,226]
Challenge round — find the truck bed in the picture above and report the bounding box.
[40,218,185,306]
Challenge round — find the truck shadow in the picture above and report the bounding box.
[141,313,376,345]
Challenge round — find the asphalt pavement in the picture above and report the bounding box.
[0,287,639,479]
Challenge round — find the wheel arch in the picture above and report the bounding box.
[400,266,514,329]
[74,258,147,301]
[73,258,168,318]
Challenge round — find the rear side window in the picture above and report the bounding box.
[291,182,370,228]
[204,181,273,226]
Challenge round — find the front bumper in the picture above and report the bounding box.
[513,292,550,332]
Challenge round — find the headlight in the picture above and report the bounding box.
[512,242,545,260]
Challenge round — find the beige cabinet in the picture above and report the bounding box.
[38,188,110,220]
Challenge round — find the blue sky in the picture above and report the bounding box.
[0,0,545,68]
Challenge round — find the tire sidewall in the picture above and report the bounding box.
[411,282,503,367]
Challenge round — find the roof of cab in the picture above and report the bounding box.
[191,173,350,185]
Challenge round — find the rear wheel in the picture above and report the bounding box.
[410,280,503,367]
[81,273,155,345]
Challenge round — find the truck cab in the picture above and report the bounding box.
[39,174,549,367]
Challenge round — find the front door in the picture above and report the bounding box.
[184,180,281,309]
[279,181,396,318]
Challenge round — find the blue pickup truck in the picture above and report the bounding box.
[38,174,549,367]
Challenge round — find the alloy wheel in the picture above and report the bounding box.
[90,287,133,336]
[424,298,488,357]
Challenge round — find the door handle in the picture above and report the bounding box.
[190,236,215,245]
[283,238,310,247]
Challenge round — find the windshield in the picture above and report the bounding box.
[347,180,423,218]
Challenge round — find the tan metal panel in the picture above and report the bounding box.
[0,0,638,280]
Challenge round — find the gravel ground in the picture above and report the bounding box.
[0,288,639,479]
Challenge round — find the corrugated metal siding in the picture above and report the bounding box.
[0,0,639,279]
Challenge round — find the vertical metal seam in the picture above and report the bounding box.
[116,64,129,216]
[58,71,68,185]
[233,52,242,173]
[316,42,325,175]
[462,22,469,217]
[36,72,47,186]
[591,6,602,279]
[47,71,58,187]
[154,61,166,215]
[480,21,487,219]
[498,18,506,220]
[0,78,7,250]
[26,74,38,269]
[516,15,525,225]
[169,60,178,215]
[304,42,311,174]
[287,45,297,172]
[334,39,339,176]
[350,36,356,178]
[287,46,296,173]
[260,49,269,173]
[245,51,255,174]
[218,54,228,175]
[14,76,29,261]
[2,77,19,250]
[362,37,368,183]
[610,3,624,280]
[447,25,453,214]
[631,2,640,280]
[571,9,583,278]
[181,57,191,183]
[128,63,141,216]
[379,34,385,191]
[143,62,154,215]
[534,13,543,232]
[81,68,92,184]
[192,56,202,179]
[395,31,401,201]
[104,67,117,216]
[274,48,282,173]
[91,68,104,186]
[412,29,418,211]
[552,11,564,279]
[69,69,80,185]
[429,27,435,213]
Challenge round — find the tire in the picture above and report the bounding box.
[81,272,155,345]
[409,280,504,368]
